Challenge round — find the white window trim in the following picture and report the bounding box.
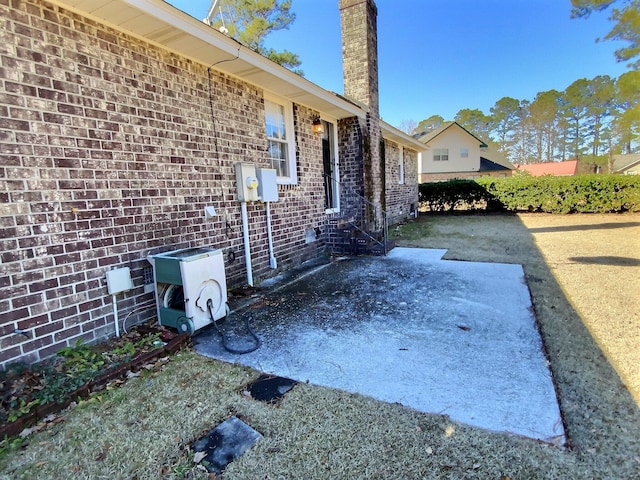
[323,115,341,214]
[264,92,297,185]
[398,145,405,185]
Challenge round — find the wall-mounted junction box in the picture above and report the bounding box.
[235,162,259,202]
[256,168,278,202]
[106,267,134,295]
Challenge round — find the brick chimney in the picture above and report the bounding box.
[339,0,379,115]
[339,0,384,228]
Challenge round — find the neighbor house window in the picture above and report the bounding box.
[398,145,405,184]
[461,148,469,158]
[265,93,297,184]
[433,148,449,161]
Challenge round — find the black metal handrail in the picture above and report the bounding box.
[323,174,389,254]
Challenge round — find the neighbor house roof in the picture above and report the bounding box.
[479,145,514,171]
[513,160,578,176]
[480,158,510,171]
[415,122,488,148]
[48,0,426,152]
[612,154,640,173]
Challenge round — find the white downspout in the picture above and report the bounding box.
[265,202,277,269]
[240,201,254,286]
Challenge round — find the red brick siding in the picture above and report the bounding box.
[385,141,419,224]
[337,116,365,218]
[0,0,326,367]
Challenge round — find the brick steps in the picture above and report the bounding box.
[324,218,393,256]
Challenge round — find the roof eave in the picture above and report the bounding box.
[381,120,428,151]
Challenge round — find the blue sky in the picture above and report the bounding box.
[166,0,629,129]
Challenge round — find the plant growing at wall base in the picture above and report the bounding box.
[0,324,171,426]
[57,339,105,377]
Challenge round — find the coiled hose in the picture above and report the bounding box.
[207,299,261,354]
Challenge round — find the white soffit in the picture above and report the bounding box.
[47,0,364,120]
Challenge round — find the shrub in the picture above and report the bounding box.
[418,179,491,212]
[419,175,640,214]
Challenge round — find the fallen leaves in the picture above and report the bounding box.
[95,444,111,461]
[19,414,64,438]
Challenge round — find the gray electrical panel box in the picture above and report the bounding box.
[235,162,259,202]
[256,168,278,202]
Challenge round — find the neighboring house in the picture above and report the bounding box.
[416,122,513,182]
[0,0,426,367]
[513,160,579,176]
[611,154,640,175]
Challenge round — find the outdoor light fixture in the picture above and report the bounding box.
[312,115,324,134]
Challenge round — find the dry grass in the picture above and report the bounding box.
[519,213,640,404]
[2,213,640,479]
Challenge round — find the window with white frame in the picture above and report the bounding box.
[321,119,340,212]
[398,145,405,184]
[264,93,297,184]
[460,147,469,158]
[433,148,449,161]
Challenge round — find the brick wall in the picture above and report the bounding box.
[0,0,327,367]
[385,141,419,224]
[337,116,364,208]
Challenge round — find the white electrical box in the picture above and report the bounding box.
[106,267,134,295]
[256,168,279,202]
[235,162,259,202]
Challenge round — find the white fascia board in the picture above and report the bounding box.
[381,120,427,152]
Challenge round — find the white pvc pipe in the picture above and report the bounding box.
[112,295,120,337]
[240,201,254,286]
[265,202,277,269]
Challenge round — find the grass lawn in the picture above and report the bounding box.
[1,213,639,479]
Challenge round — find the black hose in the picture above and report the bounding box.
[207,299,261,354]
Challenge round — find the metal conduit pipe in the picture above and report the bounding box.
[240,201,254,286]
[265,201,277,269]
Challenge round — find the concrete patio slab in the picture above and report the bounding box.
[193,247,565,443]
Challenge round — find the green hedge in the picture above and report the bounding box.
[418,175,640,213]
[418,179,489,212]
